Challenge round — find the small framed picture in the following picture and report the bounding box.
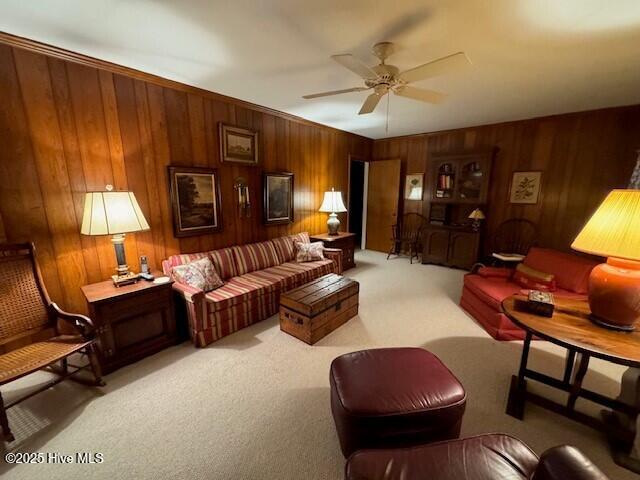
[219,123,258,165]
[263,172,294,225]
[168,166,223,237]
[404,173,424,200]
[509,171,542,204]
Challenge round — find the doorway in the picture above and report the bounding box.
[365,158,401,252]
[348,157,368,249]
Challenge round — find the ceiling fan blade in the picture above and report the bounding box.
[302,87,369,99]
[400,52,471,83]
[395,86,447,104]
[331,54,377,79]
[358,93,382,115]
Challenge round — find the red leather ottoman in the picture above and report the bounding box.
[330,348,466,457]
[345,434,610,480]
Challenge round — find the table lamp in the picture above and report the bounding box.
[81,185,150,287]
[468,208,485,232]
[571,189,640,330]
[319,188,347,235]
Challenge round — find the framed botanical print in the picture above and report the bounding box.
[219,123,259,165]
[263,172,294,225]
[509,171,542,204]
[168,166,223,237]
[404,173,424,200]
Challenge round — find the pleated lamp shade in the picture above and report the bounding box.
[319,189,347,213]
[81,189,150,235]
[571,189,640,261]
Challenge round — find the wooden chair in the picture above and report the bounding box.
[387,213,428,264]
[492,218,538,256]
[470,218,538,271]
[0,243,103,442]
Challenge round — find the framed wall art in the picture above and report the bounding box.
[404,173,424,200]
[219,123,259,165]
[168,166,223,237]
[509,171,542,204]
[263,172,294,225]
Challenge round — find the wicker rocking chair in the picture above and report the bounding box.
[387,213,428,264]
[0,243,103,442]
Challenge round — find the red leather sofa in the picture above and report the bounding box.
[460,247,598,340]
[345,433,610,480]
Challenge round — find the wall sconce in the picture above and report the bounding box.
[233,177,251,218]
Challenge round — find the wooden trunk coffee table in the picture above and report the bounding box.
[502,294,640,473]
[279,274,359,345]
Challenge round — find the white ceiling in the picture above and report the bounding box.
[3,0,640,139]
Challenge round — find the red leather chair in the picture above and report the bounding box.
[346,433,610,480]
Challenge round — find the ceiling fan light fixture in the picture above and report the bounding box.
[302,42,470,125]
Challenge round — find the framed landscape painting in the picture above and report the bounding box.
[263,172,294,225]
[509,171,542,204]
[168,166,223,237]
[219,123,259,165]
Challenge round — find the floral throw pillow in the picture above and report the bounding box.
[172,257,224,292]
[295,241,325,263]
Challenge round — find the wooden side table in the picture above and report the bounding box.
[310,232,356,270]
[502,294,640,473]
[81,273,178,374]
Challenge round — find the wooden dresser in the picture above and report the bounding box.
[81,273,177,374]
[310,232,356,270]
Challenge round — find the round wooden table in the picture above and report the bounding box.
[503,294,640,473]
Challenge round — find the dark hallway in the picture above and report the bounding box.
[348,159,366,247]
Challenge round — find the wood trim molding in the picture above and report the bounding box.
[0,30,371,141]
[374,104,640,143]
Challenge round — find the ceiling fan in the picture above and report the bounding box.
[303,42,471,119]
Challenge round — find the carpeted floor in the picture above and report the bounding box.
[1,250,635,479]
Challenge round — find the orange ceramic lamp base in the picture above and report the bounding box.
[588,257,640,331]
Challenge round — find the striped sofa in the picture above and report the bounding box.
[162,232,343,347]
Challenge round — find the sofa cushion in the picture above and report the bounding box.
[478,267,513,279]
[267,260,334,287]
[231,240,280,275]
[204,275,274,312]
[208,247,238,280]
[239,270,285,293]
[524,247,597,294]
[464,274,585,312]
[464,275,523,311]
[272,236,296,263]
[165,252,209,270]
[204,259,334,314]
[252,266,298,290]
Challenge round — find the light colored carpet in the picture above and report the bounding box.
[1,250,635,479]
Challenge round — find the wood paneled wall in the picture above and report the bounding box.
[373,106,640,256]
[0,39,370,314]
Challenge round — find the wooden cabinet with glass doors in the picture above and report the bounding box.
[430,151,492,204]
